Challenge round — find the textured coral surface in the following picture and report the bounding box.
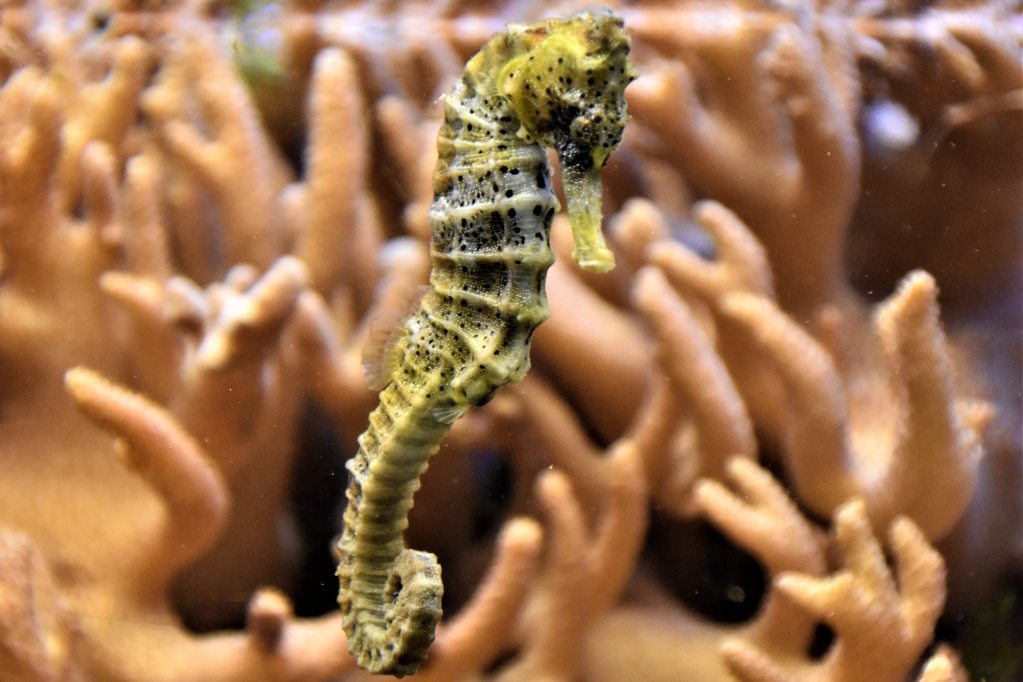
[0,0,1019,681]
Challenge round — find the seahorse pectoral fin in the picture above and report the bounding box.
[560,161,616,273]
[432,403,468,425]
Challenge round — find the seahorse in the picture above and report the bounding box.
[336,10,636,676]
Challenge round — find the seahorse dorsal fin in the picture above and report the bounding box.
[362,285,428,391]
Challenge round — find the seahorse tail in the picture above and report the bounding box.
[338,394,450,675]
[342,547,442,676]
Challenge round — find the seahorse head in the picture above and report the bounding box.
[499,10,637,273]
[500,10,636,168]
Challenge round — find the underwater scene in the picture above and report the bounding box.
[0,1,1020,680]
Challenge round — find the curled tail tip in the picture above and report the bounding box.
[342,549,443,676]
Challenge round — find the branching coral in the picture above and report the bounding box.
[624,3,862,314]
[0,0,1018,681]
[711,463,963,682]
[0,363,353,682]
[725,498,948,682]
[583,458,969,682]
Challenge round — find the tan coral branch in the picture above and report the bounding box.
[634,266,756,491]
[63,366,229,589]
[716,268,987,539]
[502,443,647,682]
[723,500,948,682]
[295,47,369,297]
[0,529,79,682]
[874,271,987,533]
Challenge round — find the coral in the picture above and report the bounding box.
[582,458,968,682]
[724,497,950,682]
[0,0,1018,681]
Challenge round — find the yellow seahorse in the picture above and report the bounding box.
[337,10,636,675]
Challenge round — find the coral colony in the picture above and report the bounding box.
[0,1,1019,681]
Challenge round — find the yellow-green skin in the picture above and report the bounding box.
[336,10,636,676]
